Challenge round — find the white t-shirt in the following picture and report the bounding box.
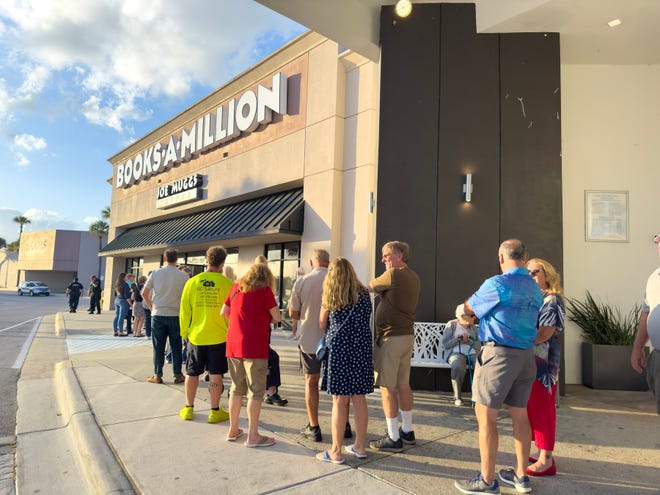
[144,265,189,317]
[643,267,660,348]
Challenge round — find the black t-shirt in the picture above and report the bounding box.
[90,280,102,295]
[68,282,84,295]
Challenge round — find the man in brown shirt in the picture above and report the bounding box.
[369,241,420,452]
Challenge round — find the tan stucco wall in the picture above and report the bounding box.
[0,249,19,288]
[104,32,380,292]
[17,231,58,270]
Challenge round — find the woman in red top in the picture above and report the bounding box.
[221,263,282,447]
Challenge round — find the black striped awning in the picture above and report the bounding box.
[100,189,303,256]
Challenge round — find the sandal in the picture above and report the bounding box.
[244,435,275,448]
[316,451,345,464]
[226,429,244,442]
[345,444,367,459]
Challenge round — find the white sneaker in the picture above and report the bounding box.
[454,399,464,406]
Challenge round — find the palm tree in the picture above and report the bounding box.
[101,206,110,220]
[89,220,109,279]
[13,215,31,237]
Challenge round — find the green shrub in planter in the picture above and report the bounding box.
[567,291,640,345]
[569,291,647,390]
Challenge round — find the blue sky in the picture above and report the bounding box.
[0,0,305,243]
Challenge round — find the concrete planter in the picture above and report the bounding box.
[581,343,649,391]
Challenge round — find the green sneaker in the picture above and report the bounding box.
[208,407,230,423]
[179,405,194,420]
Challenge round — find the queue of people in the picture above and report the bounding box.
[92,234,659,495]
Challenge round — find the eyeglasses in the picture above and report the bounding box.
[462,314,476,319]
[529,269,542,276]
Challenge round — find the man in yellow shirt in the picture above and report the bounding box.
[179,246,234,423]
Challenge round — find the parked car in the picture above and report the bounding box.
[18,281,51,296]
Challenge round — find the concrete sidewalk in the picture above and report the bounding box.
[15,312,660,494]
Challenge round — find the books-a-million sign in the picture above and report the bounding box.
[116,72,288,189]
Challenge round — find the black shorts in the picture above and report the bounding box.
[299,348,321,375]
[185,342,228,376]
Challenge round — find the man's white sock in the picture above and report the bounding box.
[400,409,413,433]
[386,416,400,441]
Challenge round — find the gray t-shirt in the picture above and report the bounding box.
[144,265,189,317]
[289,267,327,353]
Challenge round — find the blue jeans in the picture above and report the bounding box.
[143,307,152,337]
[152,315,183,377]
[113,298,130,334]
[165,343,187,364]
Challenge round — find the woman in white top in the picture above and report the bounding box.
[441,303,480,406]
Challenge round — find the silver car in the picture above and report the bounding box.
[18,281,51,296]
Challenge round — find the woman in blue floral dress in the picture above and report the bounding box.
[526,258,565,476]
[316,257,373,464]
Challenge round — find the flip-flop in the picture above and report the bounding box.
[345,444,367,459]
[225,429,244,442]
[244,435,275,448]
[316,451,345,464]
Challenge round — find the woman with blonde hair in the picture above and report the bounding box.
[316,257,373,464]
[252,255,289,406]
[222,262,281,447]
[525,258,565,476]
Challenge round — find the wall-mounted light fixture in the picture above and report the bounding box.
[463,173,473,202]
[395,0,412,18]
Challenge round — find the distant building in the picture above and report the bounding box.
[17,230,107,292]
[0,249,18,289]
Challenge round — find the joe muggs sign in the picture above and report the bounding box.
[156,174,203,209]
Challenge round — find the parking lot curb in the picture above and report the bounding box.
[54,361,135,494]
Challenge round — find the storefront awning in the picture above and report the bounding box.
[100,189,304,256]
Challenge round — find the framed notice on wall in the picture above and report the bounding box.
[585,190,629,242]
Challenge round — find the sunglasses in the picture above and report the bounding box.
[529,269,542,276]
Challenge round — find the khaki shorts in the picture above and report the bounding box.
[374,334,414,388]
[472,343,536,409]
[228,357,268,399]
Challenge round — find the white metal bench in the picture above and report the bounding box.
[411,322,451,368]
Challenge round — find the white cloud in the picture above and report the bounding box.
[17,64,50,97]
[15,151,30,167]
[22,208,83,232]
[13,133,46,151]
[82,216,98,225]
[0,0,304,133]
[10,133,46,166]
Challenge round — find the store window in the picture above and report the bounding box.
[224,248,239,281]
[175,248,239,278]
[126,257,144,278]
[266,242,301,321]
[181,252,204,277]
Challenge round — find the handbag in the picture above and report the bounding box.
[316,335,328,361]
[315,300,358,361]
